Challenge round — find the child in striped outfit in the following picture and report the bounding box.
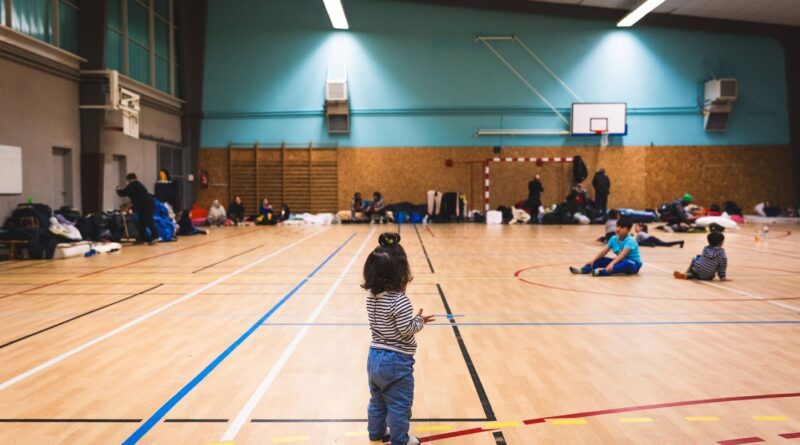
[673,231,730,281]
[364,233,434,445]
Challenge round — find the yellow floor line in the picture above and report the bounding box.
[618,417,655,423]
[483,421,521,429]
[685,416,720,422]
[416,425,452,432]
[547,418,587,425]
[753,415,789,421]
[344,431,369,437]
[272,436,310,444]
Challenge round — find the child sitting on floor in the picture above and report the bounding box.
[597,209,619,243]
[634,223,684,248]
[572,216,642,277]
[673,231,730,281]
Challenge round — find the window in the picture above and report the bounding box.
[4,0,79,54]
[106,0,179,97]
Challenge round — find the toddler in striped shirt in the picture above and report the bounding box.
[674,231,730,281]
[363,233,434,445]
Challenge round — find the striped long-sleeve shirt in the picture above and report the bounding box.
[691,246,728,280]
[366,290,425,356]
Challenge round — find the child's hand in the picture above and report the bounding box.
[605,265,614,273]
[417,309,435,323]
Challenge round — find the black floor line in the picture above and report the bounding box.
[164,418,229,423]
[0,284,163,350]
[250,417,489,423]
[437,283,507,445]
[191,244,265,274]
[413,225,435,273]
[0,419,142,423]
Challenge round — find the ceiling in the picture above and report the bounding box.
[529,0,800,27]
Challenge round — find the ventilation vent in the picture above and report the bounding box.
[326,80,348,101]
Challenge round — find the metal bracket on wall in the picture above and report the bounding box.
[475,34,585,136]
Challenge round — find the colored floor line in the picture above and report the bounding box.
[413,224,435,273]
[261,320,800,327]
[220,228,375,442]
[0,229,258,301]
[425,226,436,238]
[249,418,489,423]
[0,418,142,423]
[0,284,163,350]
[419,392,800,443]
[515,263,800,302]
[122,232,356,445]
[0,229,327,393]
[718,437,764,445]
[191,244,266,273]
[780,432,800,439]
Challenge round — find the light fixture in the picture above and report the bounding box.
[617,0,666,27]
[323,0,349,30]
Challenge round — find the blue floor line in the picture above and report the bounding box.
[121,233,357,445]
[261,320,800,327]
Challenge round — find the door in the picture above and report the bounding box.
[52,147,73,208]
[112,155,127,209]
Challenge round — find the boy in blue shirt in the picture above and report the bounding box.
[570,216,642,276]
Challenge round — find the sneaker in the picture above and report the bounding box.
[148,239,160,245]
[408,437,420,445]
[369,427,390,442]
[592,268,604,276]
[569,266,587,275]
[673,271,687,279]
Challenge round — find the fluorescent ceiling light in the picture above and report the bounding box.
[617,0,666,27]
[323,0,349,30]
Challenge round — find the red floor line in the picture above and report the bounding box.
[718,437,765,445]
[0,229,260,301]
[425,226,436,238]
[780,432,800,439]
[514,264,800,302]
[420,392,800,443]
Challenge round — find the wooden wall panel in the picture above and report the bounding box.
[198,145,795,216]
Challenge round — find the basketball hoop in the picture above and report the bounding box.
[595,129,609,148]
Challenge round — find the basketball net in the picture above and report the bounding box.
[595,130,609,148]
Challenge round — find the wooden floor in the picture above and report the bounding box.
[0,223,799,444]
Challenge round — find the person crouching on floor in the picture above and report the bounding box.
[571,216,642,277]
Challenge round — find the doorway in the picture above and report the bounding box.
[52,147,73,209]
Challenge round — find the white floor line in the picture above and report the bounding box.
[562,236,800,314]
[0,228,328,392]
[646,263,800,313]
[220,227,376,442]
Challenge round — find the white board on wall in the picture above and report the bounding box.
[570,103,627,135]
[0,145,23,194]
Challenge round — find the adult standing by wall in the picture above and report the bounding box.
[117,173,160,245]
[527,175,544,223]
[592,168,611,214]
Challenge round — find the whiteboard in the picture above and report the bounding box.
[0,145,23,194]
[570,103,627,135]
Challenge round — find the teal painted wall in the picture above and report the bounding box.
[202,0,790,147]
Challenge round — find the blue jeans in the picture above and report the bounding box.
[582,257,641,276]
[367,348,415,444]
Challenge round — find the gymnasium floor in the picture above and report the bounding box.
[0,224,798,444]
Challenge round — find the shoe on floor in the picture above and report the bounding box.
[148,239,160,245]
[369,427,390,442]
[591,268,604,276]
[569,266,587,275]
[408,437,420,445]
[673,271,687,279]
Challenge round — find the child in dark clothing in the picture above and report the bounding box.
[634,223,684,248]
[674,231,730,281]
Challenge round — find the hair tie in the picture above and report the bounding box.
[378,232,400,247]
